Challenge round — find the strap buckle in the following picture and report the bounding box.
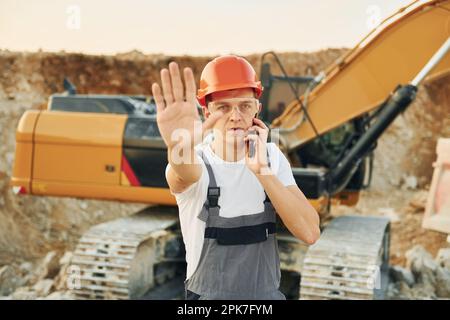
[207,187,220,208]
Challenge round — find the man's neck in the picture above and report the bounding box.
[211,138,246,162]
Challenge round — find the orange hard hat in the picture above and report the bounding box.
[197,55,263,106]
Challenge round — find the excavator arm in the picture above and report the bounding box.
[271,0,450,151]
[264,0,450,198]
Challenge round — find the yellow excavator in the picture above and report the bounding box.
[10,0,450,299]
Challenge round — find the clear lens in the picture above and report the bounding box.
[208,98,258,115]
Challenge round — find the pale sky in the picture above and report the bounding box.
[0,0,413,56]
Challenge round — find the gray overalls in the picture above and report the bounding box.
[184,149,285,300]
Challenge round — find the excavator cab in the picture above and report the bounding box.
[259,59,372,209]
[259,62,314,123]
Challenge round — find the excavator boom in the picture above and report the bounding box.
[272,0,450,151]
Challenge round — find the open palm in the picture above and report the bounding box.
[152,62,223,150]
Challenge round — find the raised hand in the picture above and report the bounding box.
[152,62,223,151]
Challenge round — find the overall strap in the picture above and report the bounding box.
[197,148,221,221]
[264,147,272,204]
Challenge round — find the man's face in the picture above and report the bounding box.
[203,88,261,144]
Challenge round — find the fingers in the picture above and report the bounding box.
[247,125,266,136]
[202,110,224,132]
[161,69,174,105]
[252,118,269,130]
[244,134,266,165]
[152,83,165,113]
[248,118,269,142]
[244,134,258,143]
[159,63,196,106]
[169,62,184,102]
[184,67,196,103]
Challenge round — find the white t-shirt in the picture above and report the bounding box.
[165,140,296,280]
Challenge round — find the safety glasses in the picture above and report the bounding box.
[208,97,259,116]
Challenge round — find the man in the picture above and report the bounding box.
[152,55,320,300]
